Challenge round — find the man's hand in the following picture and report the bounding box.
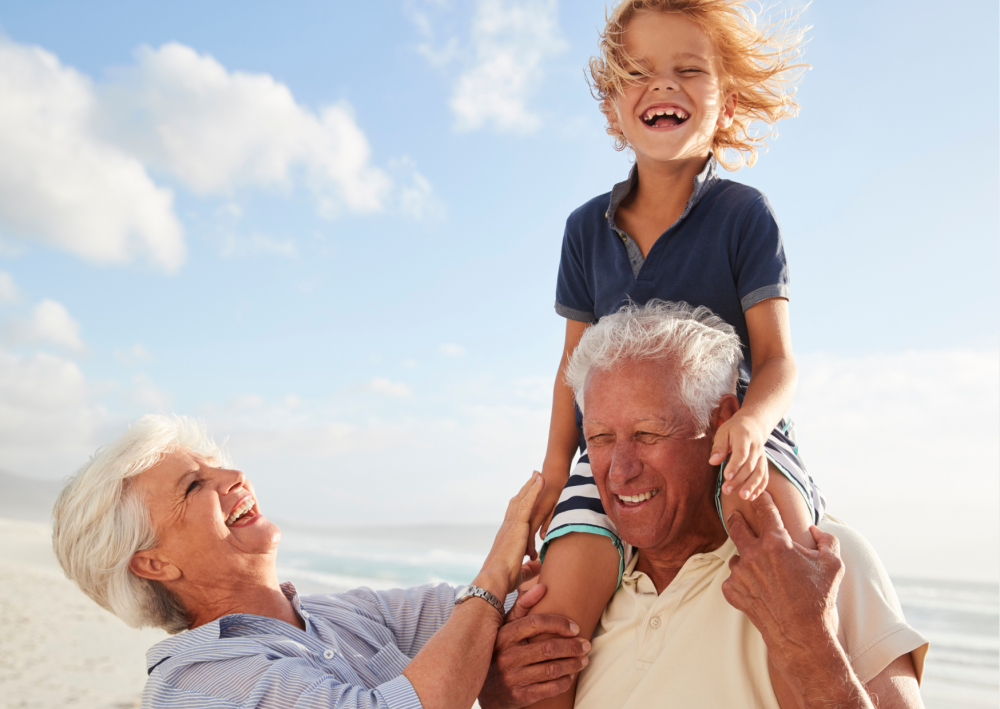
[722,493,871,707]
[722,493,844,679]
[479,584,590,709]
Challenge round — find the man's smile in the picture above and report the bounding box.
[615,488,660,507]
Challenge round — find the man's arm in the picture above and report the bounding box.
[722,494,924,709]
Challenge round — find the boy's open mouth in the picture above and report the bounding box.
[641,106,690,128]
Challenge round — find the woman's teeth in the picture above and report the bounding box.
[617,490,658,504]
[225,498,255,526]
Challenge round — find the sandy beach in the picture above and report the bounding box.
[0,517,167,709]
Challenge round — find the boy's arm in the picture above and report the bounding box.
[740,296,797,436]
[530,319,590,554]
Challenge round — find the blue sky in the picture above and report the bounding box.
[0,0,996,580]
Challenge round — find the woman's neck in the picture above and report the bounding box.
[179,566,304,631]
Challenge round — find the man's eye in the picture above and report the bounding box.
[587,433,613,445]
[635,432,662,443]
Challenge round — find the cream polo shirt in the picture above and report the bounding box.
[574,519,928,709]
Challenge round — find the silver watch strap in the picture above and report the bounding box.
[456,585,505,615]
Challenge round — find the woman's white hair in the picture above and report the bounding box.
[566,301,743,430]
[52,414,230,634]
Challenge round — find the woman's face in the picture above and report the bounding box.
[129,447,281,591]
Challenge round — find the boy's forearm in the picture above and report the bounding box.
[739,354,797,435]
[543,372,580,478]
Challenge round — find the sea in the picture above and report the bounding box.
[274,522,998,709]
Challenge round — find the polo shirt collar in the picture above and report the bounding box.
[621,536,736,594]
[605,155,719,233]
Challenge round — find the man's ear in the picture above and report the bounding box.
[710,393,741,430]
[130,550,182,583]
[717,91,737,130]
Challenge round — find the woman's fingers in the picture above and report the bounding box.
[517,474,545,523]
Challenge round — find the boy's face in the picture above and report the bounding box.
[611,11,736,166]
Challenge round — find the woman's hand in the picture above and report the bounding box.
[710,412,769,501]
[526,467,565,558]
[476,473,546,599]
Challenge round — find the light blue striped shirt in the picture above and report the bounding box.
[143,582,457,709]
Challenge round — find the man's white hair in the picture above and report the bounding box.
[566,301,743,430]
[52,414,230,634]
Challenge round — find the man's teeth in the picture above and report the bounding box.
[617,490,658,503]
[225,498,255,526]
[642,107,689,122]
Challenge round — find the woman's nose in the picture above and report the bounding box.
[221,468,247,494]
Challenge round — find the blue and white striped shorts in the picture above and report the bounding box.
[542,417,825,584]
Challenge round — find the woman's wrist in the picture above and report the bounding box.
[471,570,510,607]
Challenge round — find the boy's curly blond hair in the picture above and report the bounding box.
[589,0,809,170]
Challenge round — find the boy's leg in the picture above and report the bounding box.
[524,531,621,709]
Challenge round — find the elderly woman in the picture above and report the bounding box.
[52,416,588,709]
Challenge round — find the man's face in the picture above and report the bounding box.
[582,358,721,551]
[130,448,281,586]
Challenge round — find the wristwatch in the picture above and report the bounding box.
[454,584,505,615]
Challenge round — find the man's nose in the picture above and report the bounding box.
[607,441,642,484]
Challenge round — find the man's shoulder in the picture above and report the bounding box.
[817,516,883,567]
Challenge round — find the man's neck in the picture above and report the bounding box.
[634,499,728,594]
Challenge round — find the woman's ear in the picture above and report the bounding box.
[130,550,181,582]
[717,91,737,130]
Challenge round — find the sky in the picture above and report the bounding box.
[0,0,997,581]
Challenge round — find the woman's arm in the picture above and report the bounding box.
[402,474,545,709]
[529,320,589,551]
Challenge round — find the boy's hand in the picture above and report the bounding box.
[709,413,769,501]
[526,468,567,559]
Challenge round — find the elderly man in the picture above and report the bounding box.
[52,416,589,709]
[487,301,928,709]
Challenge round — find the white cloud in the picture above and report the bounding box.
[114,342,151,365]
[125,373,171,411]
[791,349,999,581]
[0,40,186,271]
[220,232,298,259]
[368,378,413,398]
[0,347,112,477]
[0,271,18,303]
[439,343,466,357]
[6,299,85,353]
[447,0,566,133]
[100,43,434,219]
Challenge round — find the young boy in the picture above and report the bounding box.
[526,1,824,706]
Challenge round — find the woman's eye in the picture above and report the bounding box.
[185,480,200,496]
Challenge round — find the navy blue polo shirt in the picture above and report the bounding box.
[555,157,790,394]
